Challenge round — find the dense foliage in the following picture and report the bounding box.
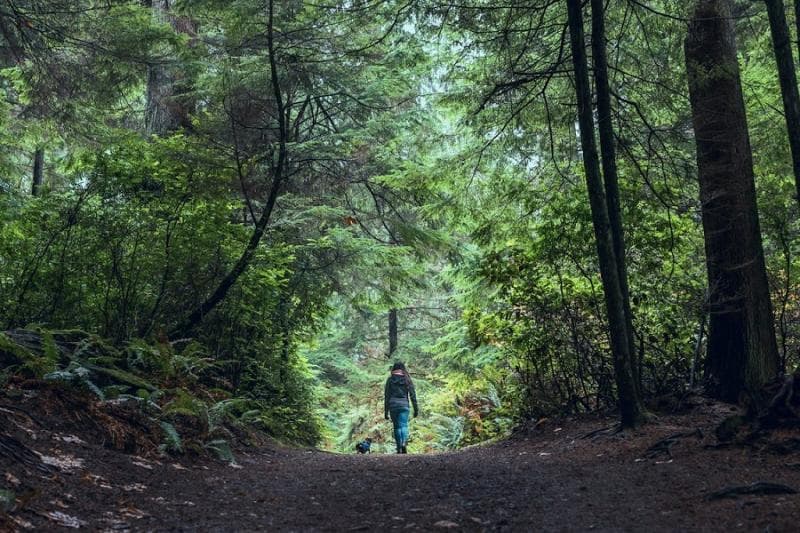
[2,0,800,450]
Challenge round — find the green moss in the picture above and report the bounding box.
[126,338,170,375]
[87,355,122,367]
[0,332,53,376]
[135,388,151,400]
[163,388,206,417]
[42,330,59,363]
[49,329,91,343]
[84,363,158,391]
[80,335,122,361]
[0,332,35,364]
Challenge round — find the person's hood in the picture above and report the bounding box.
[389,374,407,385]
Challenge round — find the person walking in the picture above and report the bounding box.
[384,361,418,454]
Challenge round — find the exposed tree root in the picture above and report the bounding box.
[644,429,703,459]
[758,371,800,428]
[708,481,797,500]
[579,425,617,440]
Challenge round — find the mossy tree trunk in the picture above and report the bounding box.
[685,0,780,402]
[146,0,197,135]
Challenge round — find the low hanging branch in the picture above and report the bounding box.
[170,0,288,339]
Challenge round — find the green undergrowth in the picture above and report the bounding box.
[0,328,322,460]
[303,326,518,454]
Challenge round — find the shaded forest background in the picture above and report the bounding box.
[1,0,799,453]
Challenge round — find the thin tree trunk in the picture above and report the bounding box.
[685,0,779,402]
[765,0,800,203]
[690,312,706,388]
[388,308,398,357]
[170,0,286,338]
[31,147,43,196]
[566,0,644,427]
[795,0,800,68]
[590,0,639,392]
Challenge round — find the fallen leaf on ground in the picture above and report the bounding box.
[44,510,84,528]
[11,516,35,530]
[119,505,147,519]
[82,472,113,489]
[50,498,69,509]
[39,453,84,471]
[53,434,86,444]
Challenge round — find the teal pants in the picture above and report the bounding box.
[389,407,410,451]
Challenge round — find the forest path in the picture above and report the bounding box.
[5,405,800,532]
[111,416,797,532]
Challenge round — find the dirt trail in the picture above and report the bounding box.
[124,434,799,532]
[3,398,800,531]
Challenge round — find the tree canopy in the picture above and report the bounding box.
[1,0,799,451]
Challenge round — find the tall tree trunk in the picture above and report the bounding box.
[388,308,398,357]
[795,0,800,67]
[590,0,639,392]
[566,0,644,427]
[685,0,779,402]
[146,0,197,135]
[31,147,43,196]
[170,0,286,338]
[765,0,800,204]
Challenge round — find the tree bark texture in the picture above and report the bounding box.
[145,0,197,135]
[764,0,800,204]
[685,0,779,402]
[590,0,639,392]
[795,0,800,68]
[566,0,644,427]
[388,308,398,357]
[31,147,43,196]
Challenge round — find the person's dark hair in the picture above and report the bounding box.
[391,361,414,389]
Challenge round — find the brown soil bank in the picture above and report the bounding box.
[2,390,800,532]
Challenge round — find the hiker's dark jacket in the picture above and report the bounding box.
[384,374,418,416]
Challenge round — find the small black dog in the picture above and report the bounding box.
[355,437,372,454]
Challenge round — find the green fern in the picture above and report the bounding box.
[44,362,105,400]
[205,439,235,463]
[159,421,183,454]
[208,398,254,432]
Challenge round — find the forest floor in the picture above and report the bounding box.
[2,388,800,532]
